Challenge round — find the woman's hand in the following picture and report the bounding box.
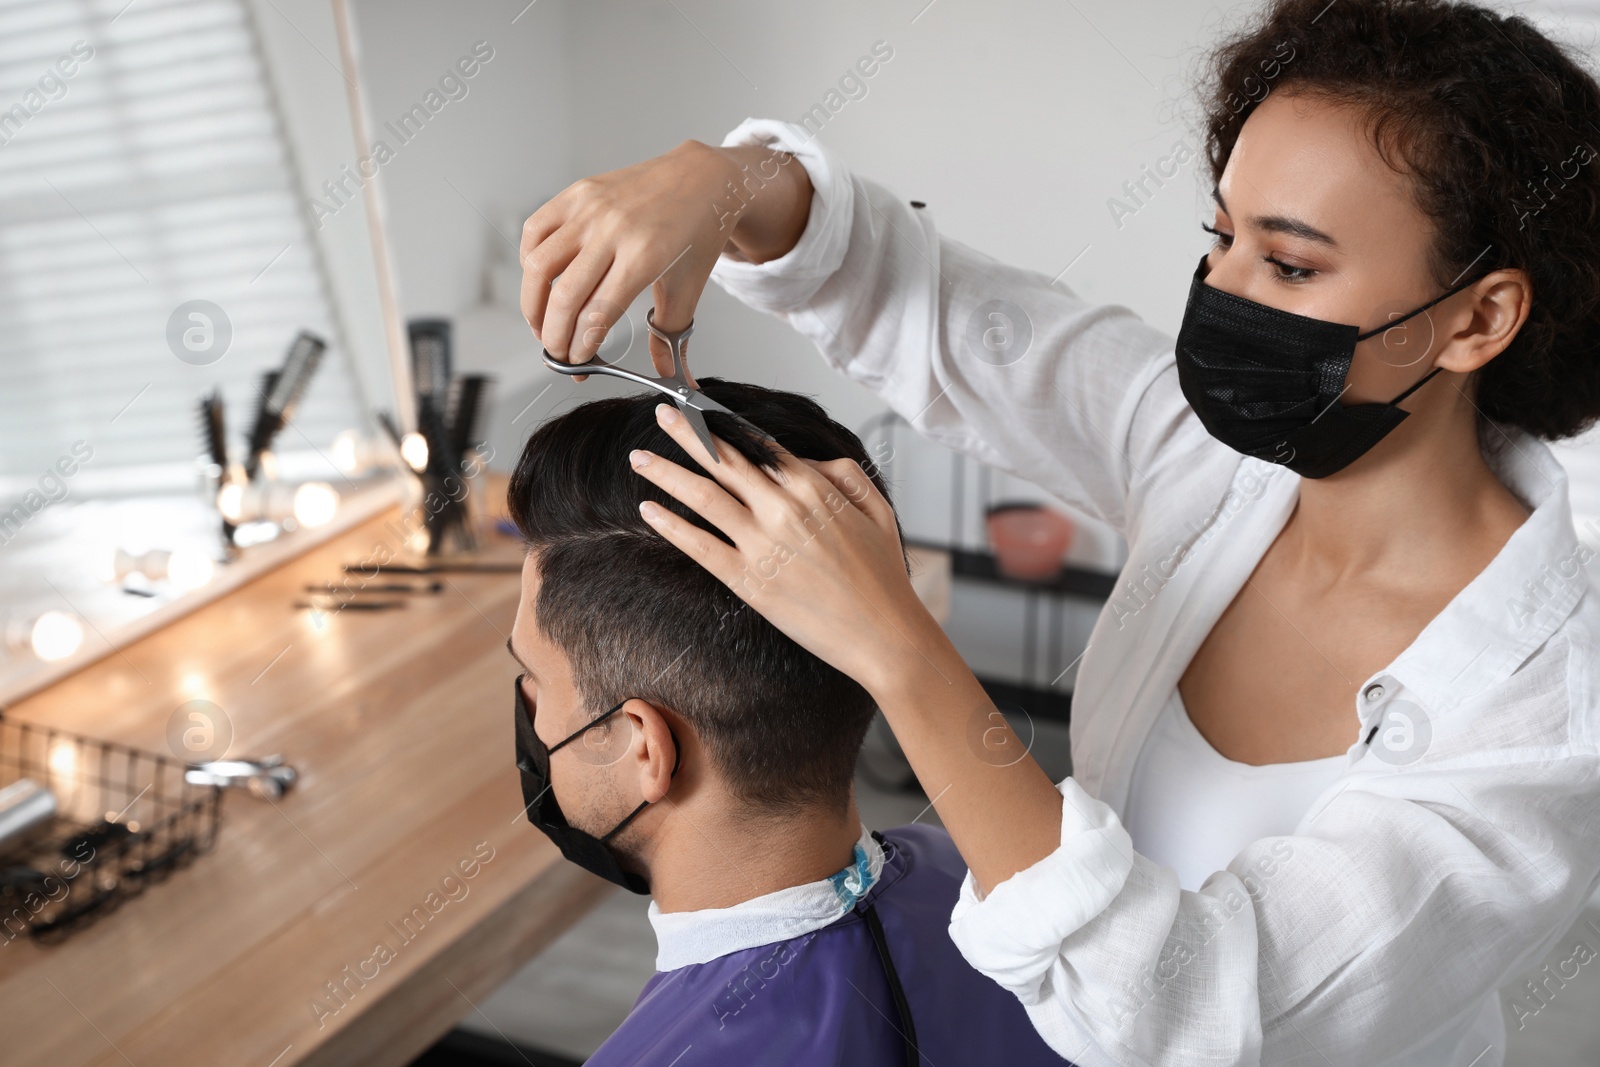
[520,140,813,379]
[630,401,1066,893]
[627,403,940,699]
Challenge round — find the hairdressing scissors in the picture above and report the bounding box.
[540,308,772,463]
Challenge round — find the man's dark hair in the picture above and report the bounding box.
[1201,0,1600,440]
[507,378,905,817]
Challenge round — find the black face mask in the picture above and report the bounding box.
[1174,252,1488,478]
[512,675,680,895]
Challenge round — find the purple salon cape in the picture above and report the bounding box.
[584,823,1074,1066]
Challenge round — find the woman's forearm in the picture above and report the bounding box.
[713,142,815,265]
[863,611,1065,896]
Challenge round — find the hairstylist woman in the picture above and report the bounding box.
[520,1,1600,1062]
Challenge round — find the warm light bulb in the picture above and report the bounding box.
[98,547,131,584]
[400,432,429,472]
[292,481,339,528]
[31,611,84,662]
[332,428,373,476]
[48,738,76,779]
[217,482,245,523]
[232,521,279,547]
[332,430,358,474]
[166,547,215,591]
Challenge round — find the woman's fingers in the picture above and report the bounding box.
[802,457,898,535]
[633,401,932,700]
[652,403,855,524]
[541,245,616,362]
[520,142,749,380]
[520,212,573,344]
[521,215,596,380]
[628,445,760,544]
[636,498,744,586]
[651,404,782,508]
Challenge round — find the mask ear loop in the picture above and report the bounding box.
[1352,269,1491,404]
[596,716,681,845]
[548,697,629,754]
[545,696,682,842]
[1386,364,1446,406]
[1353,270,1488,343]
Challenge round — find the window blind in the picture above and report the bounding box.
[0,0,366,497]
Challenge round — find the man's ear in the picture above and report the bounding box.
[1436,268,1532,375]
[619,699,683,804]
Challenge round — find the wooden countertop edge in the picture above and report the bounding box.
[0,479,404,710]
[301,862,614,1067]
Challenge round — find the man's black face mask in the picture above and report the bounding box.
[512,674,680,894]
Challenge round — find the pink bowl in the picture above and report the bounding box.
[985,503,1076,581]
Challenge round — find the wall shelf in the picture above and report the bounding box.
[907,539,1117,727]
[908,539,1118,601]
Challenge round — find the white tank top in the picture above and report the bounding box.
[1122,687,1349,892]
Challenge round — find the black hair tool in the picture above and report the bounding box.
[405,318,481,555]
[199,388,228,471]
[408,318,453,406]
[244,330,327,479]
[446,373,492,466]
[408,318,454,477]
[198,388,236,543]
[374,410,405,451]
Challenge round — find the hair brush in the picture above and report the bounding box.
[244,330,326,479]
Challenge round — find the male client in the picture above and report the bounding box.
[504,379,1070,1065]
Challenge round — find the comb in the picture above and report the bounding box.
[245,330,327,479]
[199,389,227,469]
[407,319,452,476]
[407,319,452,403]
[446,374,492,466]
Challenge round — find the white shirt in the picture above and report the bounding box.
[1122,688,1347,894]
[647,823,884,970]
[708,116,1600,1067]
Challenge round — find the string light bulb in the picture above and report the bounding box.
[106,547,216,592]
[214,480,340,531]
[399,432,429,473]
[5,611,85,662]
[331,429,385,476]
[292,482,339,528]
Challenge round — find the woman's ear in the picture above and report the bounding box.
[1436,268,1532,375]
[621,699,684,804]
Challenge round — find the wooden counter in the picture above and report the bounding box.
[0,493,611,1066]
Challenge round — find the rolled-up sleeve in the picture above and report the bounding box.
[948,778,1135,1000]
[946,752,1600,1067]
[707,117,1196,535]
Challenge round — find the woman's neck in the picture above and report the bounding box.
[1287,393,1531,591]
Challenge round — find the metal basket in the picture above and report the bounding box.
[0,713,222,944]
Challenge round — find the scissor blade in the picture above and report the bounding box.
[678,403,722,464]
[680,390,779,446]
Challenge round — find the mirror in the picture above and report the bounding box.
[0,0,403,702]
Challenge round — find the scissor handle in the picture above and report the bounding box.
[540,346,631,378]
[540,309,696,387]
[646,308,696,389]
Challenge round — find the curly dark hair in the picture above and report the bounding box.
[1199,0,1600,440]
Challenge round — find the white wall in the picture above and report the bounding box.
[344,0,574,316]
[342,0,1259,572]
[343,0,1600,563]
